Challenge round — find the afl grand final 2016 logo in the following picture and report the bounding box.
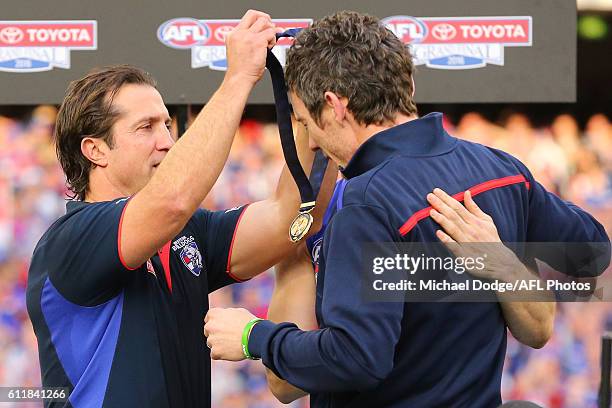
[156,15,532,71]
[0,21,97,72]
[382,15,532,69]
[157,18,312,70]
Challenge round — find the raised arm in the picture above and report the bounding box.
[120,10,277,268]
[226,122,338,280]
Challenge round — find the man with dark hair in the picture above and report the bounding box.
[26,10,335,408]
[204,10,610,407]
[54,65,158,201]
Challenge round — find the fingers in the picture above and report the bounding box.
[237,10,271,30]
[463,190,491,220]
[427,190,463,224]
[249,16,274,33]
[225,10,277,84]
[243,15,276,48]
[427,190,469,240]
[204,307,216,323]
[259,27,278,48]
[436,229,467,260]
[429,208,467,242]
[431,188,474,223]
[436,229,456,244]
[203,308,219,337]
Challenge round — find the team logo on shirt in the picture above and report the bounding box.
[180,242,203,276]
[311,237,323,266]
[311,236,323,284]
[173,235,203,277]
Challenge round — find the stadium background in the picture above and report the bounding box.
[0,3,611,408]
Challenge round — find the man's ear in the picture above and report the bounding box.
[81,137,110,168]
[324,91,348,124]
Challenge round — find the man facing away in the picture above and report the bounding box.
[204,11,610,408]
[26,10,335,408]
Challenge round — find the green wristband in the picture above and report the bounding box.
[242,318,263,360]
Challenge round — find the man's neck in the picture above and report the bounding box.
[84,170,131,203]
[335,113,419,168]
[343,113,419,161]
[84,190,125,203]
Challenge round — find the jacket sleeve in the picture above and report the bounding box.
[515,160,611,277]
[248,204,404,392]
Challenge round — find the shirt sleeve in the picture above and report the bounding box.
[191,205,250,293]
[46,199,132,306]
[248,204,404,392]
[516,161,611,277]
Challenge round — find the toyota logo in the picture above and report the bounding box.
[214,25,234,42]
[431,23,457,41]
[0,27,24,44]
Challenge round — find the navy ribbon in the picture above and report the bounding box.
[266,29,328,213]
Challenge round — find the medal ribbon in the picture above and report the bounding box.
[266,29,329,215]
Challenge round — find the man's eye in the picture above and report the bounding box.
[140,123,152,130]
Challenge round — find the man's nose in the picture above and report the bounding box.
[157,128,175,151]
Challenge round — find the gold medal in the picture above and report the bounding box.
[289,212,314,242]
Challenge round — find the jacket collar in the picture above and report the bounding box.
[341,112,456,179]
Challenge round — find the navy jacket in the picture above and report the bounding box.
[249,113,610,408]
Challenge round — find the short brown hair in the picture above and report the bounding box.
[55,65,157,200]
[285,11,417,126]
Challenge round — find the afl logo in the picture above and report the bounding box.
[0,27,24,44]
[157,18,210,49]
[431,23,457,41]
[381,16,428,44]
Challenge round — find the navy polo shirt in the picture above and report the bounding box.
[305,179,347,269]
[26,199,247,408]
[249,112,610,408]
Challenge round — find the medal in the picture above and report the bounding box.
[266,32,329,242]
[289,211,314,242]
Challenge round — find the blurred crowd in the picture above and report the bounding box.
[0,107,610,408]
